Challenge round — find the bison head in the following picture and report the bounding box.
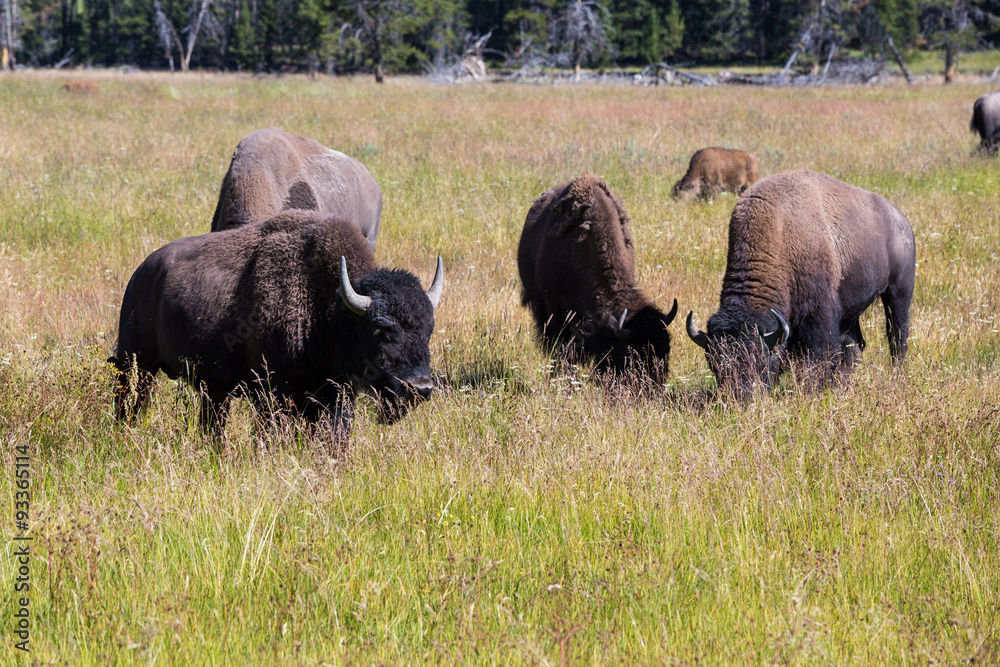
[340,256,443,422]
[597,300,679,382]
[686,308,789,400]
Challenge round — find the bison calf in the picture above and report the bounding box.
[111,212,442,441]
[971,91,1000,154]
[212,128,382,250]
[62,80,98,93]
[672,147,758,201]
[687,170,915,399]
[518,173,678,383]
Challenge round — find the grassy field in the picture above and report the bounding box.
[1,70,999,664]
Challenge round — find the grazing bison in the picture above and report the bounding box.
[672,147,759,201]
[686,170,915,398]
[970,91,1000,154]
[62,80,98,93]
[211,128,382,250]
[518,173,678,382]
[110,211,443,440]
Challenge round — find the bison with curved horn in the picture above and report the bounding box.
[518,173,679,383]
[110,211,442,441]
[212,128,382,250]
[687,170,915,399]
[970,91,1000,154]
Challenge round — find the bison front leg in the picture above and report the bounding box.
[112,355,155,421]
[796,313,844,387]
[302,391,355,453]
[840,318,866,369]
[198,390,232,438]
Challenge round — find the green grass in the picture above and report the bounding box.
[1,71,999,664]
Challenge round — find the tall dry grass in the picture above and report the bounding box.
[1,71,998,664]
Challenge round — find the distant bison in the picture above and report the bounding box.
[62,80,98,93]
[672,147,758,201]
[686,170,915,398]
[212,128,382,250]
[518,173,678,382]
[970,91,1000,154]
[110,212,442,440]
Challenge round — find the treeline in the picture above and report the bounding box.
[1,0,999,74]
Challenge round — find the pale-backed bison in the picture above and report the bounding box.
[211,128,382,250]
[971,91,1000,154]
[518,173,678,382]
[686,170,915,398]
[672,147,759,201]
[110,212,442,440]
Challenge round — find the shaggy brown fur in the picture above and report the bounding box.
[212,128,382,250]
[970,91,1000,154]
[518,173,678,381]
[672,147,759,201]
[111,211,441,440]
[687,170,915,397]
[62,80,98,93]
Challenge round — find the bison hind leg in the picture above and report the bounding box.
[113,354,156,422]
[198,388,232,438]
[881,285,912,365]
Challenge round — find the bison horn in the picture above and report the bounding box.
[614,309,630,341]
[426,256,444,310]
[340,256,372,316]
[762,309,790,350]
[664,298,679,327]
[686,311,709,349]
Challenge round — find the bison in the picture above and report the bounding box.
[211,128,382,250]
[110,211,443,440]
[970,91,1000,154]
[518,173,678,382]
[672,147,759,202]
[62,80,98,93]
[686,170,915,399]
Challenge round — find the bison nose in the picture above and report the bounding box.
[410,376,434,399]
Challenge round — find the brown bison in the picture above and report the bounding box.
[62,80,98,93]
[971,91,1000,154]
[686,170,915,398]
[672,147,759,201]
[518,173,678,381]
[211,128,382,250]
[110,211,442,440]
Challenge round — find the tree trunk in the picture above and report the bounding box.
[944,43,955,84]
[780,48,800,81]
[371,22,383,83]
[2,0,14,69]
[182,0,211,73]
[885,35,912,85]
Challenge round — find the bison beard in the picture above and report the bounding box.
[687,170,915,399]
[518,173,679,384]
[110,212,442,443]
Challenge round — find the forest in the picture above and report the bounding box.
[1,0,999,76]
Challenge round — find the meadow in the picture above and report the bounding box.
[1,70,998,664]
